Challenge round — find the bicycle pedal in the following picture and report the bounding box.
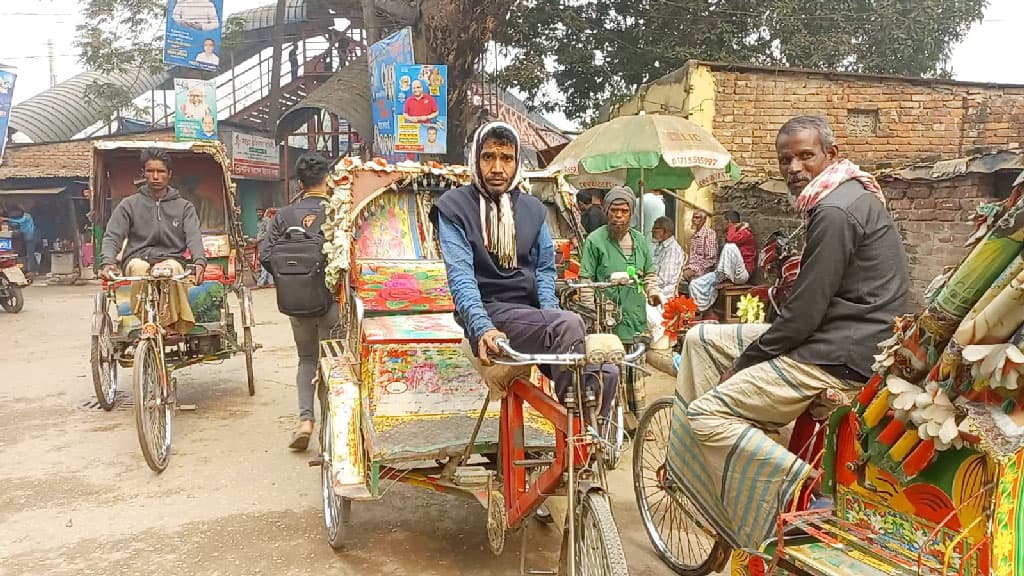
[454,465,490,486]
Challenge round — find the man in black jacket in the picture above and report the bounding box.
[667,116,909,550]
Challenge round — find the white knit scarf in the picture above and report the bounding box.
[469,121,522,269]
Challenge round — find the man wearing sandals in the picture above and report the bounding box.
[668,116,909,549]
[99,148,206,335]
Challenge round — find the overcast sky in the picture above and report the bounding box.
[2,0,1022,130]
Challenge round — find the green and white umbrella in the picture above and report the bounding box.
[548,113,741,194]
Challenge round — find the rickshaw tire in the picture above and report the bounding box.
[321,394,351,549]
[602,395,623,471]
[91,311,118,411]
[244,326,255,396]
[134,339,171,473]
[558,490,629,575]
[632,397,727,576]
[0,281,23,313]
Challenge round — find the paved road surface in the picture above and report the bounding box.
[0,284,684,576]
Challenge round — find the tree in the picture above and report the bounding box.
[74,0,166,124]
[497,0,987,124]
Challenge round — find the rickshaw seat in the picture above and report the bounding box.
[114,280,225,325]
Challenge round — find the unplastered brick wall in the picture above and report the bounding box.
[0,130,176,179]
[712,68,1024,175]
[714,173,989,309]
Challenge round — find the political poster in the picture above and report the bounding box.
[0,68,16,166]
[174,79,218,141]
[367,27,414,159]
[231,132,280,180]
[394,65,447,155]
[164,0,224,72]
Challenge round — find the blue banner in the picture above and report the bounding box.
[367,27,414,159]
[174,79,218,141]
[164,0,224,72]
[0,69,15,166]
[394,65,447,156]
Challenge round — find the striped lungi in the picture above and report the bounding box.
[667,322,857,549]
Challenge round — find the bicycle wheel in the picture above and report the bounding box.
[134,339,172,472]
[633,397,728,575]
[243,326,255,396]
[320,395,351,549]
[601,394,624,470]
[91,296,118,410]
[559,491,629,575]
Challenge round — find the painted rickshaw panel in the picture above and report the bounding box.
[319,162,562,498]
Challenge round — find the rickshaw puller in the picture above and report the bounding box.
[670,115,909,549]
[99,148,206,335]
[430,121,618,417]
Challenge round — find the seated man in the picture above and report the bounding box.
[688,209,757,314]
[431,121,618,416]
[647,216,684,345]
[579,186,661,413]
[670,116,909,550]
[99,148,207,334]
[680,209,717,282]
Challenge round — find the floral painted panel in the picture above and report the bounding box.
[363,343,487,417]
[361,313,463,343]
[354,260,454,313]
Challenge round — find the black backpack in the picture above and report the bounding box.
[267,206,335,318]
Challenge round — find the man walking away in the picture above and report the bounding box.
[578,189,606,236]
[260,153,339,451]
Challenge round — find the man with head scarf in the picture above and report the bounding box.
[578,185,661,415]
[430,122,618,416]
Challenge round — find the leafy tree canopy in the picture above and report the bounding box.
[497,0,987,124]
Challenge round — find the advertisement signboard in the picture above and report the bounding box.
[231,132,280,180]
[0,68,15,166]
[174,78,218,141]
[367,27,414,159]
[394,64,447,155]
[164,0,224,72]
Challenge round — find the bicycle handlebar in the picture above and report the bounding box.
[492,338,646,367]
[565,278,633,290]
[106,266,195,283]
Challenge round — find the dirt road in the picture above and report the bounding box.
[0,285,681,576]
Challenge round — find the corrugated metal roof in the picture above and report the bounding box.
[276,58,372,145]
[9,0,312,144]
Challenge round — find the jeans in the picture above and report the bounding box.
[257,266,274,286]
[288,302,341,421]
[22,235,36,274]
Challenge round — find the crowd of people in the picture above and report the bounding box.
[574,181,760,346]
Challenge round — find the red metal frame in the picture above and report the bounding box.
[501,377,588,528]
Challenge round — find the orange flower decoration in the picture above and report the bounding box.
[662,295,698,342]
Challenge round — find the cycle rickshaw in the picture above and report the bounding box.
[312,157,639,574]
[633,175,1024,576]
[88,141,258,472]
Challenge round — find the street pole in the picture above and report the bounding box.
[362,0,379,45]
[266,0,288,132]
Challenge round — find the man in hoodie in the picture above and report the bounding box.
[99,148,207,334]
[430,122,618,416]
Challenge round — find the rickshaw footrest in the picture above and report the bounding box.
[513,458,554,468]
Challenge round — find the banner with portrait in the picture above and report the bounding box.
[367,27,414,160]
[164,0,225,72]
[174,79,218,141]
[393,65,447,155]
[0,68,16,166]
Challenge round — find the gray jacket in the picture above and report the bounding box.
[100,185,207,268]
[734,179,909,380]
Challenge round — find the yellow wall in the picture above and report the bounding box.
[609,63,719,248]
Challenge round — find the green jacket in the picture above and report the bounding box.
[580,225,654,343]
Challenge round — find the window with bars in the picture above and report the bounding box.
[847,110,879,137]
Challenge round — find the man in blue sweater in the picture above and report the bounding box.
[430,122,617,415]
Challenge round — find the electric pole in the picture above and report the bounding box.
[362,0,379,45]
[48,39,57,88]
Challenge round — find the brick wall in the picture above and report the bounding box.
[714,173,989,308]
[712,69,1024,175]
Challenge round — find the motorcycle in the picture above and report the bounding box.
[745,225,803,322]
[0,250,27,313]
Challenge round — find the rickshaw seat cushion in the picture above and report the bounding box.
[584,333,625,365]
[113,280,225,325]
[460,339,531,400]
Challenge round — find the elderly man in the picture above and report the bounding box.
[681,209,717,281]
[430,122,618,416]
[647,216,684,345]
[579,186,661,416]
[667,115,909,550]
[688,210,758,314]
